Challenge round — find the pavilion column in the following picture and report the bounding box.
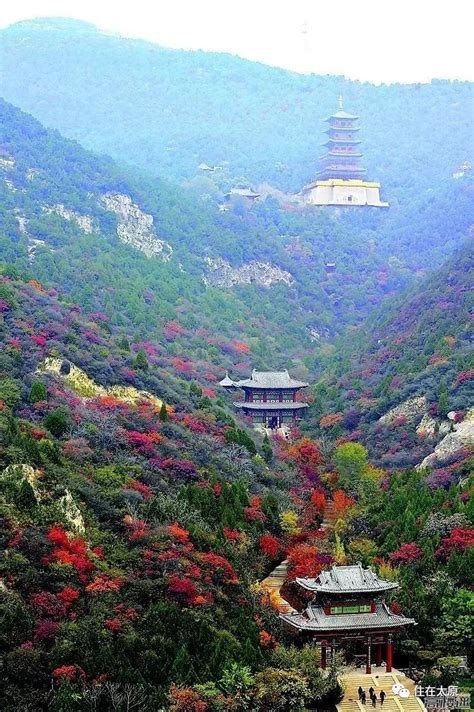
[331,637,337,667]
[376,642,383,667]
[366,635,372,675]
[321,644,327,670]
[386,634,393,673]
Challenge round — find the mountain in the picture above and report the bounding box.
[0,270,342,709]
[309,242,474,473]
[1,18,473,199]
[5,96,471,386]
[0,32,473,706]
[0,271,472,710]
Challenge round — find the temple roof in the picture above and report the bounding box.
[226,188,261,198]
[218,372,237,387]
[280,601,415,632]
[233,401,309,410]
[325,110,359,121]
[236,369,309,389]
[324,126,360,133]
[324,138,361,145]
[296,564,398,594]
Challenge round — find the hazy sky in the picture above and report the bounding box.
[1,0,473,84]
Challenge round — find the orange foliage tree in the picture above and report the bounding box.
[332,489,356,519]
[310,490,326,514]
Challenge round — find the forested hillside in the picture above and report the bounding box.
[308,242,473,471]
[0,22,473,707]
[0,273,472,710]
[1,98,473,379]
[1,18,473,200]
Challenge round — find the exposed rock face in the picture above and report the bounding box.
[1,464,41,502]
[416,413,438,436]
[44,204,95,233]
[100,192,172,260]
[379,396,427,425]
[417,408,474,470]
[58,490,85,533]
[38,357,165,411]
[0,156,15,170]
[204,257,293,288]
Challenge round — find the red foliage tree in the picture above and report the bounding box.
[52,665,86,682]
[436,528,474,559]
[167,522,190,544]
[389,543,423,564]
[259,534,280,559]
[287,543,322,580]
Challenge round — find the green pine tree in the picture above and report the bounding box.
[29,380,47,404]
[134,348,149,371]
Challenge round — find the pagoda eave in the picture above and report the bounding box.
[319,152,363,160]
[280,605,416,633]
[233,402,309,411]
[324,126,360,133]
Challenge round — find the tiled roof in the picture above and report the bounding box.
[236,370,309,389]
[218,372,237,387]
[280,602,415,632]
[233,401,309,410]
[227,188,261,198]
[326,110,359,120]
[296,564,398,594]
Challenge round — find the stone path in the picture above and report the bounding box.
[337,668,426,712]
[260,501,335,613]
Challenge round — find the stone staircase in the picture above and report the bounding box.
[321,499,336,529]
[337,669,426,712]
[260,499,337,614]
[259,559,295,613]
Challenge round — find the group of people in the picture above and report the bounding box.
[358,686,386,707]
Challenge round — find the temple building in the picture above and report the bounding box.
[302,97,388,208]
[218,369,309,429]
[280,564,415,673]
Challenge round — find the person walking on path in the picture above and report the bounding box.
[380,690,386,706]
[361,691,367,705]
[369,687,374,698]
[358,686,364,700]
[371,692,377,707]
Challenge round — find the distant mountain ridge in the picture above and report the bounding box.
[1,17,473,197]
[6,96,469,378]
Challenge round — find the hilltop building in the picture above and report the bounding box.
[224,187,261,205]
[280,564,415,672]
[452,161,471,179]
[302,97,388,208]
[219,369,309,429]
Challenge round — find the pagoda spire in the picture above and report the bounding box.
[338,94,344,110]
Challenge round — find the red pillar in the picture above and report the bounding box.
[321,645,327,670]
[376,642,383,667]
[386,635,393,673]
[366,636,372,675]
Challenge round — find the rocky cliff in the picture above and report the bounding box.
[204,257,293,288]
[43,203,95,233]
[99,192,172,260]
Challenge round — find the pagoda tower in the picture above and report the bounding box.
[302,97,388,207]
